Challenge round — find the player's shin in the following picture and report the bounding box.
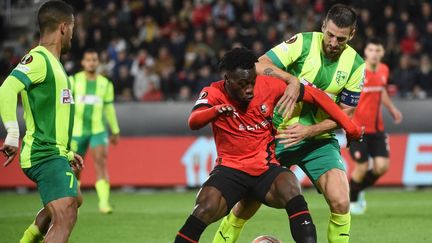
[286,195,317,243]
[212,212,247,243]
[328,212,351,243]
[95,179,112,213]
[175,215,207,243]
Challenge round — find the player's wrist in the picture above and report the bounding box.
[4,121,19,147]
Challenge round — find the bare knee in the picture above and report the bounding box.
[266,171,301,208]
[373,158,389,176]
[49,199,78,226]
[192,187,226,224]
[329,197,350,214]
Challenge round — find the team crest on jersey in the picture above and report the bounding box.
[335,70,348,86]
[20,54,33,65]
[260,104,268,114]
[61,89,75,104]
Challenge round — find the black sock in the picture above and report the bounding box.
[350,179,362,202]
[174,215,207,243]
[286,195,317,243]
[360,170,380,190]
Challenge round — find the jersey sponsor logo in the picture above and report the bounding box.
[285,35,298,44]
[78,95,102,104]
[20,54,33,65]
[238,119,270,131]
[335,70,348,86]
[15,64,30,73]
[61,89,74,104]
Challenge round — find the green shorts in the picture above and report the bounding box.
[276,138,345,184]
[71,131,108,156]
[23,157,78,206]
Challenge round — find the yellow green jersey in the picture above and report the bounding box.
[2,46,75,168]
[70,71,119,137]
[267,32,365,152]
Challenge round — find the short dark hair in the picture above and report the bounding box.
[38,0,74,34]
[219,47,258,72]
[82,48,98,57]
[325,4,357,29]
[365,37,383,47]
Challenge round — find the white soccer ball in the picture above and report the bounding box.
[252,235,282,243]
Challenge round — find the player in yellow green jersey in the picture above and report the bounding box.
[70,49,120,214]
[214,4,365,243]
[0,1,82,243]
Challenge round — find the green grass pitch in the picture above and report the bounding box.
[1,188,431,242]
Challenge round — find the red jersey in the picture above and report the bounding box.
[192,75,287,176]
[354,63,389,134]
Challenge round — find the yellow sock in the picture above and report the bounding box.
[212,212,247,243]
[95,179,111,210]
[20,221,43,243]
[328,212,351,243]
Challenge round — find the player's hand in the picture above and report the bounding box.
[346,126,364,148]
[110,134,120,145]
[276,77,300,119]
[390,107,403,124]
[275,123,311,148]
[0,144,18,167]
[215,104,236,117]
[70,153,84,172]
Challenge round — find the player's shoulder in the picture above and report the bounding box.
[379,63,390,73]
[13,48,47,75]
[97,74,112,83]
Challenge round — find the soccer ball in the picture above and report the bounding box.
[252,235,282,243]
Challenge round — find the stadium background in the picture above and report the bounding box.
[1,0,431,188]
[0,1,431,242]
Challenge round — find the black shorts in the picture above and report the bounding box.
[202,164,288,213]
[349,132,389,163]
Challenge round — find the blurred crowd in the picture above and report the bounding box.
[1,0,432,101]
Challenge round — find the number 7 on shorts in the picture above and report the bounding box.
[66,172,74,188]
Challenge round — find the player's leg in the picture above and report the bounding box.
[261,166,316,243]
[175,166,247,243]
[20,163,84,243]
[302,140,350,243]
[22,158,79,243]
[316,169,351,243]
[348,135,369,210]
[361,132,390,189]
[90,132,112,213]
[213,197,261,243]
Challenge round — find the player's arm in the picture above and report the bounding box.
[0,77,24,166]
[382,88,402,124]
[188,105,235,130]
[104,81,120,145]
[257,34,303,118]
[304,63,365,137]
[0,53,46,166]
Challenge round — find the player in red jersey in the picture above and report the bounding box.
[349,38,403,214]
[174,48,362,243]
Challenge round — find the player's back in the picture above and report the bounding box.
[196,76,286,176]
[354,63,389,133]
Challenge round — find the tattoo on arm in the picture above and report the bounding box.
[263,67,288,83]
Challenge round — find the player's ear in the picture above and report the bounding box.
[348,28,356,41]
[321,21,326,32]
[60,22,66,35]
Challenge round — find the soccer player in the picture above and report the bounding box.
[70,49,120,214]
[0,1,81,243]
[214,4,364,243]
[174,48,362,243]
[349,38,402,214]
